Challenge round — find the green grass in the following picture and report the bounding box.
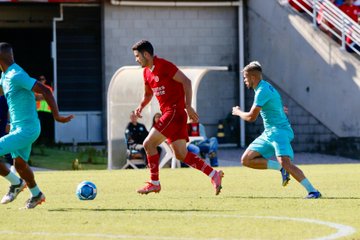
[0,164,359,240]
[30,146,107,170]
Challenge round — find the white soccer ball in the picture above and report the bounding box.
[76,181,97,200]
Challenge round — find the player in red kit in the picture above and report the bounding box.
[132,40,224,195]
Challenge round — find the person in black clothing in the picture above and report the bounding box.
[125,111,149,164]
[0,95,13,166]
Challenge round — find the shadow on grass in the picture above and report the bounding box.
[48,208,223,212]
[225,196,360,200]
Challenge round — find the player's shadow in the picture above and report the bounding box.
[225,196,360,200]
[48,208,224,212]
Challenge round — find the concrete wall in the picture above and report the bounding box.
[245,78,337,152]
[247,0,360,138]
[103,2,239,137]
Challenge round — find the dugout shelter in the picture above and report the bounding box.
[107,66,227,169]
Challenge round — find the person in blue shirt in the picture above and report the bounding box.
[232,61,321,199]
[0,42,74,209]
[187,123,219,167]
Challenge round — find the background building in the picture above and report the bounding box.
[1,0,360,158]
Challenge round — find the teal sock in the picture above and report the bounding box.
[300,178,317,193]
[29,185,41,197]
[267,160,282,170]
[4,171,20,185]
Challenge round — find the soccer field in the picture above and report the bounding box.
[0,164,359,240]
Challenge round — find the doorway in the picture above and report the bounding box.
[0,28,53,85]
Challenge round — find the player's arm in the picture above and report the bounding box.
[173,70,199,122]
[32,82,74,123]
[35,92,44,101]
[135,84,153,118]
[232,105,261,122]
[0,86,3,96]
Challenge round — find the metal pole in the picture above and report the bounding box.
[239,0,245,148]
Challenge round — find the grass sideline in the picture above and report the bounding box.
[0,164,359,239]
[30,145,107,170]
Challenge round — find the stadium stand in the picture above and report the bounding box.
[289,0,360,54]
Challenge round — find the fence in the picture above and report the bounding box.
[291,0,360,55]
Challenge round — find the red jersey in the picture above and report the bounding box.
[339,4,359,22]
[143,56,185,113]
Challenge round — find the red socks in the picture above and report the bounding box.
[147,152,214,182]
[183,152,213,176]
[147,153,160,181]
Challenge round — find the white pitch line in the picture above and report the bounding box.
[174,214,356,240]
[0,214,356,240]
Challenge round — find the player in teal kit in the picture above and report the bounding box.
[232,61,321,199]
[0,42,73,208]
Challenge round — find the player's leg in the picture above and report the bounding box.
[241,135,281,170]
[137,128,166,194]
[242,134,289,186]
[277,156,321,198]
[273,132,321,198]
[241,149,268,169]
[171,140,224,195]
[14,156,45,208]
[0,160,27,204]
[1,124,45,207]
[0,134,27,204]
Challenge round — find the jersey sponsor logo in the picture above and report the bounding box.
[152,85,166,96]
[154,76,160,82]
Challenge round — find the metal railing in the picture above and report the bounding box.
[290,0,360,55]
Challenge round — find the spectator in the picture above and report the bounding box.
[345,24,360,52]
[288,0,312,12]
[339,0,359,22]
[335,0,344,6]
[152,112,162,128]
[125,111,149,164]
[35,75,54,145]
[187,121,219,167]
[317,0,340,39]
[0,95,13,168]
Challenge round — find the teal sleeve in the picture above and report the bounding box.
[254,88,271,107]
[13,72,36,91]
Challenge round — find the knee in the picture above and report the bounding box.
[241,155,251,167]
[175,152,187,161]
[143,139,155,152]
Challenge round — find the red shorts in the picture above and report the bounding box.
[154,107,189,143]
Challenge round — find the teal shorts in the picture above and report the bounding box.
[248,127,294,160]
[0,121,40,161]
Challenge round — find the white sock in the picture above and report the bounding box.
[151,180,160,185]
[209,170,216,178]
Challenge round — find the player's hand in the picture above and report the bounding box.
[54,114,74,123]
[232,106,241,116]
[186,106,199,122]
[135,106,143,118]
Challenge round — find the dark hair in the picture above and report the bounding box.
[0,42,12,52]
[132,40,154,56]
[152,112,161,127]
[0,42,13,61]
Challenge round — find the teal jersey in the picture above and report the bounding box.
[253,80,290,131]
[0,63,38,125]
